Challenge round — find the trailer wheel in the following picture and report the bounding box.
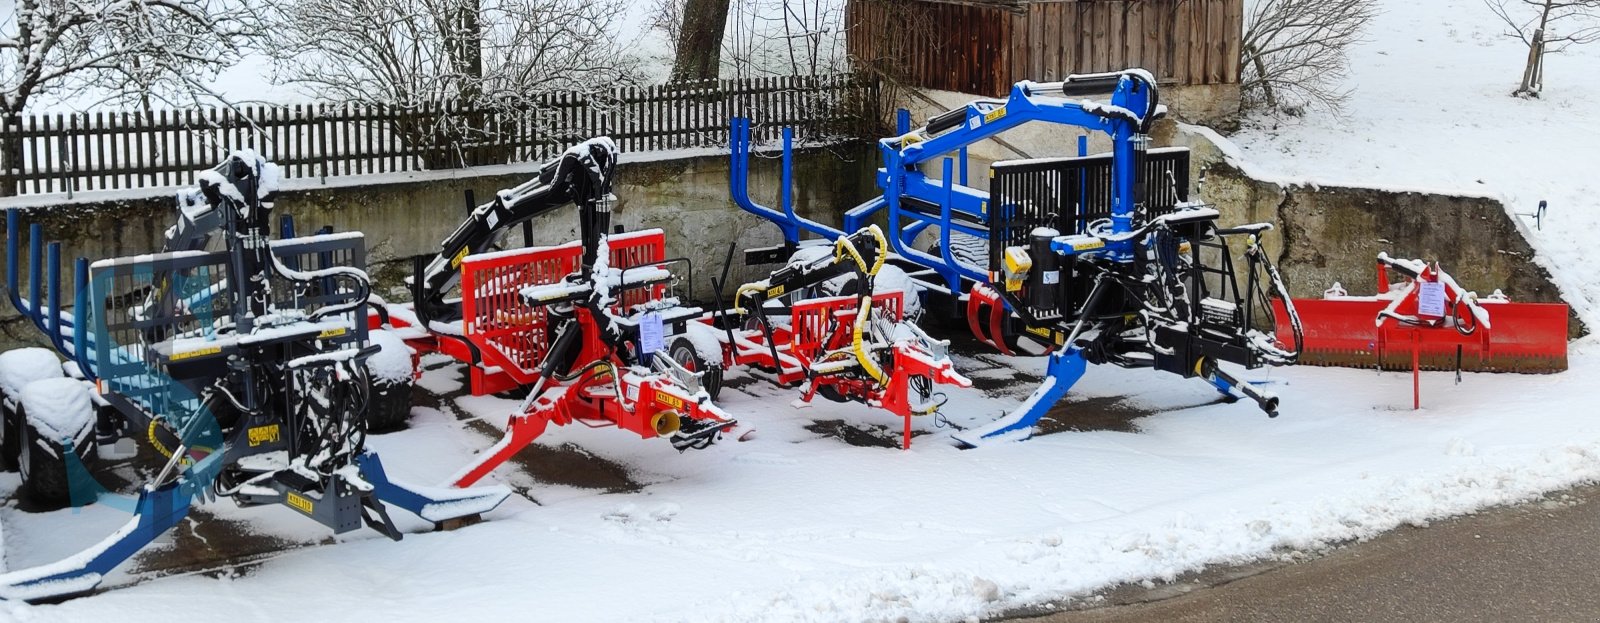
[0,347,66,472]
[669,338,722,401]
[365,330,418,433]
[17,379,98,509]
[0,399,21,472]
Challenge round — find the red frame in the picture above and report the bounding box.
[703,290,971,449]
[376,230,733,487]
[1272,259,1569,407]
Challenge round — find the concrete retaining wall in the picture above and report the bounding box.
[1179,131,1585,338]
[1,146,879,350]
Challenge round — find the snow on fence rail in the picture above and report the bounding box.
[0,74,875,197]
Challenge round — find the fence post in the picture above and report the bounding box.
[60,115,76,199]
[316,104,329,184]
[0,113,17,197]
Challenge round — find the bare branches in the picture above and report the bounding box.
[651,0,847,79]
[1240,0,1378,116]
[0,0,266,112]
[266,0,643,167]
[1485,0,1600,96]
[269,0,641,109]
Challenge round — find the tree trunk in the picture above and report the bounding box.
[670,0,732,82]
[1517,28,1544,97]
[0,107,23,197]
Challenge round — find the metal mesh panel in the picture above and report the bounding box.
[988,148,1191,271]
[789,292,904,361]
[461,231,669,380]
[87,234,369,420]
[463,250,577,376]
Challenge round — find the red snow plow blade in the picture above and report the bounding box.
[1272,266,1569,373]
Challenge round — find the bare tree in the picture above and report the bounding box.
[269,0,642,166]
[650,0,847,79]
[0,0,264,114]
[1486,0,1600,97]
[0,0,264,194]
[1240,0,1378,115]
[670,0,733,81]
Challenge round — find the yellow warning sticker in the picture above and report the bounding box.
[170,345,221,362]
[317,327,347,339]
[983,107,1007,124]
[654,391,685,411]
[248,424,281,447]
[449,246,469,269]
[286,492,314,515]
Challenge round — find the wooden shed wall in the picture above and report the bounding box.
[848,0,1243,97]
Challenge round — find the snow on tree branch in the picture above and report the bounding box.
[266,0,644,167]
[0,0,266,113]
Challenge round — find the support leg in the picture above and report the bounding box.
[952,348,1086,447]
[450,411,553,488]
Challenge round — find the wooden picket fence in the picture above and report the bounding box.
[0,73,875,197]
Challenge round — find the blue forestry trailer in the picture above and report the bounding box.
[0,153,509,600]
[730,69,1302,446]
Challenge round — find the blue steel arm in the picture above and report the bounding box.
[727,117,845,245]
[74,257,95,382]
[879,73,1156,282]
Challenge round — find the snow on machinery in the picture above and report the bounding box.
[730,69,1303,446]
[0,153,509,601]
[376,137,738,488]
[1272,253,1569,407]
[696,224,971,449]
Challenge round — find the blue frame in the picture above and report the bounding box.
[729,73,1155,293]
[727,71,1161,445]
[2,209,512,600]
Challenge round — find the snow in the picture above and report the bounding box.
[366,330,417,385]
[7,0,1600,618]
[18,377,94,440]
[0,347,63,398]
[1226,0,1600,328]
[6,345,1600,620]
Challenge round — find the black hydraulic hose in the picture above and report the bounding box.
[1452,298,1480,336]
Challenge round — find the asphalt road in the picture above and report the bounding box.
[1009,484,1600,623]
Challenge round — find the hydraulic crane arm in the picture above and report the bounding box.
[416,137,619,322]
[732,226,889,315]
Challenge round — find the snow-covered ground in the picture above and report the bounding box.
[1,338,1598,622]
[1227,0,1600,327]
[4,0,1599,621]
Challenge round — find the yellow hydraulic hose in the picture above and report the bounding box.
[836,226,890,386]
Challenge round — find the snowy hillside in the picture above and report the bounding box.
[1228,0,1600,328]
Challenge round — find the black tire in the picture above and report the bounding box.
[365,330,418,433]
[0,398,21,472]
[669,338,722,401]
[17,404,98,509]
[366,376,415,433]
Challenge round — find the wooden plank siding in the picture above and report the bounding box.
[847,0,1242,97]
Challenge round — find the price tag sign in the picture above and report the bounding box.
[1417,280,1446,318]
[639,312,664,354]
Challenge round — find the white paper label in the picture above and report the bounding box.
[1417,281,1446,317]
[485,209,500,229]
[1042,270,1060,285]
[639,312,664,354]
[968,117,981,130]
